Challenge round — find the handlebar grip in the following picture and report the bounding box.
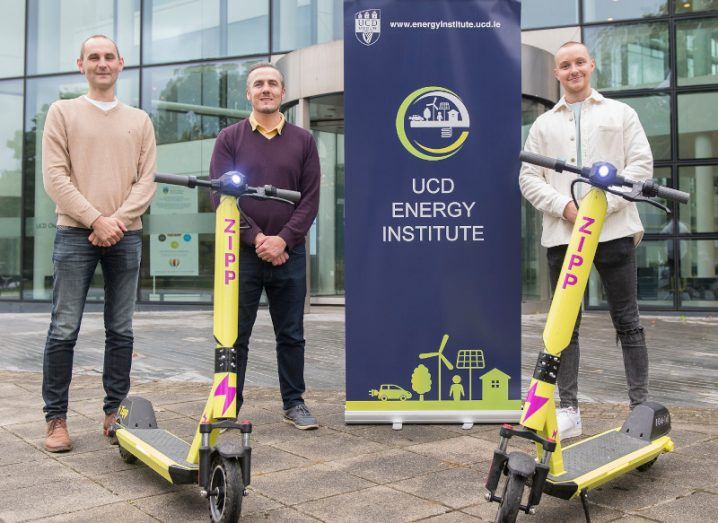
[155,173,191,186]
[656,185,690,204]
[519,151,562,171]
[274,188,301,204]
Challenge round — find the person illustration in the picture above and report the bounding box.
[449,375,465,401]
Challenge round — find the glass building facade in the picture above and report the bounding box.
[2,0,716,312]
[522,0,718,311]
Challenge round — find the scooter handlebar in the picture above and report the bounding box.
[655,185,690,204]
[265,186,301,204]
[155,172,192,186]
[519,151,563,171]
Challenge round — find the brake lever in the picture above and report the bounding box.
[242,194,296,206]
[604,186,672,214]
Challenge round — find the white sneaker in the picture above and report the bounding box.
[557,406,582,439]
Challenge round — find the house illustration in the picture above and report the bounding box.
[480,368,510,403]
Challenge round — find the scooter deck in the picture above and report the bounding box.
[116,427,197,484]
[545,429,672,499]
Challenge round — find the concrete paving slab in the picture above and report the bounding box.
[3,412,97,441]
[636,490,718,522]
[672,435,718,461]
[0,458,78,491]
[1,306,716,521]
[57,446,141,477]
[251,463,373,506]
[93,466,179,500]
[270,430,386,462]
[586,473,694,512]
[463,498,625,522]
[405,436,496,466]
[390,466,488,510]
[346,424,461,448]
[0,438,47,467]
[240,507,321,521]
[420,511,481,522]
[646,451,718,491]
[250,442,312,475]
[295,485,448,521]
[327,448,454,484]
[0,477,118,521]
[34,502,156,523]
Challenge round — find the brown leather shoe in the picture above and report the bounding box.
[103,411,118,444]
[45,418,72,452]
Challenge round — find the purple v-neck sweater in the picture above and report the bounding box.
[209,119,320,249]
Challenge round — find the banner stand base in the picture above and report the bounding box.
[345,409,521,426]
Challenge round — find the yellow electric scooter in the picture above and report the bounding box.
[485,151,690,522]
[113,171,300,522]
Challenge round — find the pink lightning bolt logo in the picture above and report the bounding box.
[214,375,237,415]
[523,381,549,420]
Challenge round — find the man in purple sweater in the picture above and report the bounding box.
[209,62,320,429]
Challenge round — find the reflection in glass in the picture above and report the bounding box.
[521,0,578,29]
[521,98,551,301]
[0,0,25,77]
[23,72,139,300]
[678,165,718,234]
[676,18,718,86]
[678,91,718,159]
[272,0,343,52]
[27,0,140,74]
[141,60,257,302]
[676,0,718,13]
[585,22,669,91]
[309,94,344,297]
[582,0,668,23]
[0,81,23,298]
[588,240,673,307]
[679,240,718,307]
[143,0,268,64]
[615,95,671,160]
[638,168,672,234]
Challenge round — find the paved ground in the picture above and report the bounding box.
[0,308,716,522]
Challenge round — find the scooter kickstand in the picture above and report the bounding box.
[580,489,591,523]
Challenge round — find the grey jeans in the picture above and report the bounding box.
[547,236,649,409]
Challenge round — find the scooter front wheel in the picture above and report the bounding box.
[495,472,526,523]
[208,455,244,522]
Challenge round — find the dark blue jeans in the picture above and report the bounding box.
[42,226,142,421]
[548,236,649,409]
[234,243,307,411]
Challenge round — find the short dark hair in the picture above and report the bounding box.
[246,62,285,89]
[79,35,120,60]
[557,41,590,55]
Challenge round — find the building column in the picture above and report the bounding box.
[695,135,716,278]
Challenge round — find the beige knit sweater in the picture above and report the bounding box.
[42,97,157,230]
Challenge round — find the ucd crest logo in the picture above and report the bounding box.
[396,86,471,161]
[355,9,381,46]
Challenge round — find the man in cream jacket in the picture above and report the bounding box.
[520,41,653,439]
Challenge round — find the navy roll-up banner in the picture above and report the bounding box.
[344,0,522,425]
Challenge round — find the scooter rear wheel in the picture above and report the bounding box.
[495,472,526,523]
[208,455,243,522]
[118,446,137,464]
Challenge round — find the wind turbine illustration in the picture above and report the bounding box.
[426,97,439,120]
[419,334,454,401]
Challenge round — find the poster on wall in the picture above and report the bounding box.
[344,0,523,425]
[150,183,199,277]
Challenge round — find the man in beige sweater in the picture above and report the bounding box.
[41,35,156,452]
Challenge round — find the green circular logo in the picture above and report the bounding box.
[396,86,471,161]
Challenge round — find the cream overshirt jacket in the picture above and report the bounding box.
[519,89,653,248]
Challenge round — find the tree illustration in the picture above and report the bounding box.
[411,364,432,401]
